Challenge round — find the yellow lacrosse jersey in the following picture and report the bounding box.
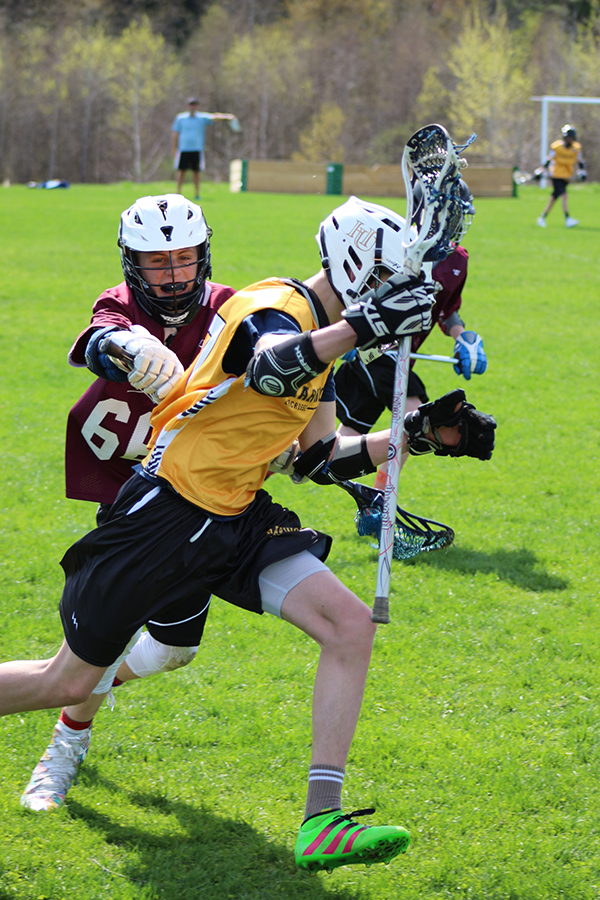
[549,140,582,180]
[144,278,334,516]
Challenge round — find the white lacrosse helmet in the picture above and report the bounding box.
[118,194,212,327]
[317,196,415,307]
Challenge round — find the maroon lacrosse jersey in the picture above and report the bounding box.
[66,280,236,504]
[411,245,469,356]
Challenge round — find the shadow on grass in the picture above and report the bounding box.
[68,775,376,900]
[406,544,569,592]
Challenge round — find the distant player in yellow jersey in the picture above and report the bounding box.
[0,197,496,874]
[537,124,586,228]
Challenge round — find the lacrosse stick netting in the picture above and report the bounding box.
[371,124,475,624]
[339,480,454,560]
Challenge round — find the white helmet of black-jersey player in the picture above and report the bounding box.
[317,196,419,308]
[118,194,212,327]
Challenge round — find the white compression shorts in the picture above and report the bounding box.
[258,549,330,617]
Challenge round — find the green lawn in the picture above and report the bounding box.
[0,180,599,899]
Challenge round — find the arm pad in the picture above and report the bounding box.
[292,432,376,485]
[245,330,329,397]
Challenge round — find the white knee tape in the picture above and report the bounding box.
[92,628,144,695]
[125,631,199,678]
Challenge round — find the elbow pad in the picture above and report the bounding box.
[292,432,376,485]
[85,326,129,382]
[245,331,328,397]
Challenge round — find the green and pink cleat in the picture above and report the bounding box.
[295,807,410,873]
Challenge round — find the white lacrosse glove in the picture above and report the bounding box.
[108,325,184,403]
[268,440,301,477]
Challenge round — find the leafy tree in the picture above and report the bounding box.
[108,17,182,181]
[221,22,314,160]
[416,3,535,164]
[293,103,346,162]
[58,26,116,182]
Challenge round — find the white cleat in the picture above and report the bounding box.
[20,720,92,811]
[537,216,546,227]
[565,216,579,228]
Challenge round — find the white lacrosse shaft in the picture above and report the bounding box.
[372,124,463,624]
[371,334,411,623]
[410,351,456,364]
[372,350,454,623]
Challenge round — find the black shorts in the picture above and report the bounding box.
[178,151,201,172]
[60,473,331,667]
[551,178,568,199]
[334,356,428,433]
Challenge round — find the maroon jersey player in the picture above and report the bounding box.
[66,277,234,509]
[21,195,235,812]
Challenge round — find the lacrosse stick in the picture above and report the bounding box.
[338,479,454,560]
[372,124,475,624]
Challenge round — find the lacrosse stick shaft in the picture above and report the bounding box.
[372,334,411,624]
[372,124,466,624]
[98,336,135,372]
[410,352,456,365]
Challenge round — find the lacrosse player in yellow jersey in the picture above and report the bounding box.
[537,124,586,228]
[0,197,495,874]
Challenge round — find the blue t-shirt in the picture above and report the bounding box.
[172,112,213,152]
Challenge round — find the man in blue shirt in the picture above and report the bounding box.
[172,97,236,199]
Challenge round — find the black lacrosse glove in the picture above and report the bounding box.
[404,388,496,460]
[342,272,435,350]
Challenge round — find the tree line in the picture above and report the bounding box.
[0,0,599,185]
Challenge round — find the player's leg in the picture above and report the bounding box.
[21,624,204,810]
[19,629,146,810]
[561,187,578,226]
[540,180,561,223]
[259,555,410,871]
[0,639,107,715]
[194,149,204,200]
[5,642,105,810]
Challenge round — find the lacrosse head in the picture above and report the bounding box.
[317,196,417,307]
[118,194,212,327]
[402,124,476,274]
[339,480,454,560]
[411,177,475,253]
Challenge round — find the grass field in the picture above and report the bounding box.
[0,179,599,899]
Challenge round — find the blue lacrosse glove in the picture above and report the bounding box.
[453,331,487,380]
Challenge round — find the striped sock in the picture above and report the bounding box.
[304,764,345,820]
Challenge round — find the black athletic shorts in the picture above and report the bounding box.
[60,472,331,667]
[551,178,568,199]
[178,150,201,172]
[335,356,429,433]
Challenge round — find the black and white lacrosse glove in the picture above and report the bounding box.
[404,388,496,461]
[106,325,184,404]
[342,272,435,350]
